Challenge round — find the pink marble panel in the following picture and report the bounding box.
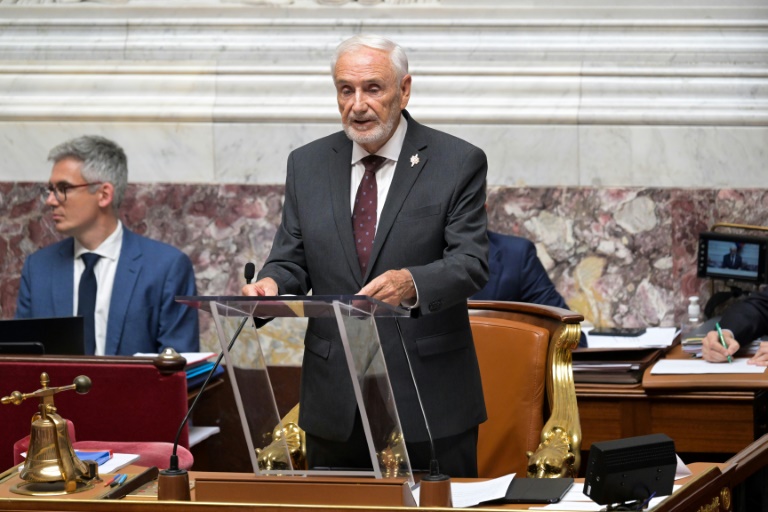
[2,182,767,352]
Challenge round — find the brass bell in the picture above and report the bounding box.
[1,372,97,495]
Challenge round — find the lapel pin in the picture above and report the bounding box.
[410,154,420,167]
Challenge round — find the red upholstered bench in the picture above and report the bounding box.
[0,355,190,471]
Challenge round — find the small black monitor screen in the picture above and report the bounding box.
[707,240,761,280]
[0,317,85,355]
[698,232,768,284]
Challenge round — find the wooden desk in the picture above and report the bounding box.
[577,345,768,457]
[0,463,726,512]
[195,356,768,474]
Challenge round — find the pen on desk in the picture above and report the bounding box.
[109,474,124,488]
[104,474,121,487]
[715,322,733,364]
[102,467,159,500]
[116,473,128,487]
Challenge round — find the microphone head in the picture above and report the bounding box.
[244,262,256,284]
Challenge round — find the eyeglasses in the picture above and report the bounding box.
[41,181,103,203]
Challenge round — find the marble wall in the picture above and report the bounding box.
[0,1,766,353]
[3,182,768,354]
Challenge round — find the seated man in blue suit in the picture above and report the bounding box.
[16,135,199,355]
[472,231,587,347]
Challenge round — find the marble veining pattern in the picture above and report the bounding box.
[2,183,768,361]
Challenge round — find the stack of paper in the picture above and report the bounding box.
[572,348,663,384]
[585,327,679,349]
[134,351,221,389]
[181,352,222,389]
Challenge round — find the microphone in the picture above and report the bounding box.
[394,319,452,508]
[157,263,257,501]
[244,262,255,284]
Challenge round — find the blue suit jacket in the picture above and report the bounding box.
[472,231,587,347]
[16,228,199,355]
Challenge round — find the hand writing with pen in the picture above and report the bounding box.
[702,328,768,366]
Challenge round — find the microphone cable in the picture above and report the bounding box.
[167,262,256,472]
[394,318,441,477]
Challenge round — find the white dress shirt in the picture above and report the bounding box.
[73,221,123,355]
[349,114,408,224]
[349,115,419,306]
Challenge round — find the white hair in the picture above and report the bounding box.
[331,35,409,82]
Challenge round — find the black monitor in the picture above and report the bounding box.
[697,231,768,284]
[0,317,85,355]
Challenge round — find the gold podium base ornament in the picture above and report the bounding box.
[11,480,95,496]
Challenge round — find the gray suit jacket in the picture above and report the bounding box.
[258,111,489,443]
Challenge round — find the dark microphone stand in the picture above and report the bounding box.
[157,263,257,501]
[394,319,452,508]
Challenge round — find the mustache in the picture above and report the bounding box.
[347,113,378,123]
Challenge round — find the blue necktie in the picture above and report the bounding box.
[78,253,101,355]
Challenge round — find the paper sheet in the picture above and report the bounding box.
[585,327,679,349]
[99,453,141,473]
[651,358,767,374]
[530,485,681,511]
[411,473,514,508]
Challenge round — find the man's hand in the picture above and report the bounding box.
[701,329,739,363]
[242,277,278,297]
[358,269,416,307]
[747,341,768,366]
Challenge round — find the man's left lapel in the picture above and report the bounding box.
[105,229,142,355]
[367,123,428,276]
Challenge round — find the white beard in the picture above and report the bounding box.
[342,100,401,147]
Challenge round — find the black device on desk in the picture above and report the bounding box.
[500,477,573,504]
[583,433,676,507]
[0,317,85,355]
[589,327,646,337]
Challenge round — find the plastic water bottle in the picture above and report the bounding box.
[681,296,701,344]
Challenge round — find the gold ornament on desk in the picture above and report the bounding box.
[255,404,306,471]
[1,372,98,495]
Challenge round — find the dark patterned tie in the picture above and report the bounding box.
[353,155,387,273]
[78,252,101,355]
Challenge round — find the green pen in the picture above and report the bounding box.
[715,322,733,364]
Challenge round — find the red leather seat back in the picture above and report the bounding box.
[471,316,549,478]
[0,360,188,471]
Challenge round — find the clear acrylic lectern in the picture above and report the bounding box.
[176,295,414,483]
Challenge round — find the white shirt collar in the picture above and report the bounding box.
[74,221,123,262]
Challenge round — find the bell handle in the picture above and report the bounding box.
[1,375,91,405]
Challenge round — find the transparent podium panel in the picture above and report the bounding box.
[177,295,414,482]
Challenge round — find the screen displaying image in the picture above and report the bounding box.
[706,239,761,281]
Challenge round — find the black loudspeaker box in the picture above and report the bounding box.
[583,433,676,506]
